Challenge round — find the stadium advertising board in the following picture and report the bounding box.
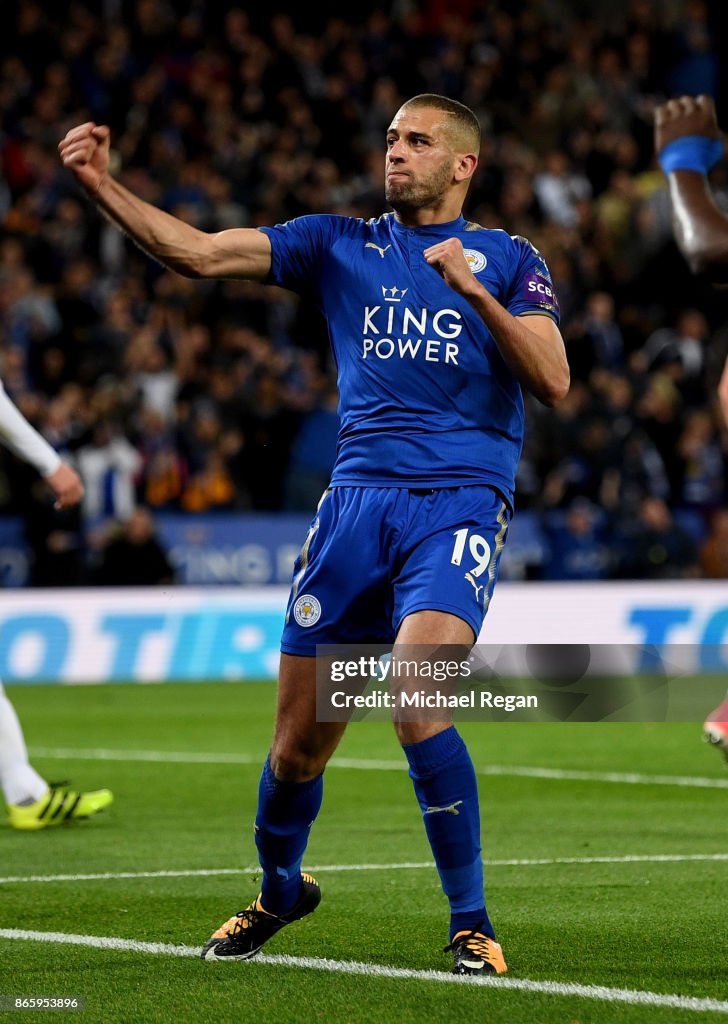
[2,582,728,683]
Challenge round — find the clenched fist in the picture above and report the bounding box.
[654,94,722,154]
[58,121,111,191]
[423,237,480,297]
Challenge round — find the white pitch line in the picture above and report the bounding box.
[29,746,266,766]
[28,746,728,790]
[0,863,432,886]
[0,929,726,1015]
[478,764,728,790]
[2,852,727,887]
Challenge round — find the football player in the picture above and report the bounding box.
[654,94,728,759]
[60,93,568,973]
[0,380,113,828]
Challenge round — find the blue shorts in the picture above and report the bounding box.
[281,485,510,656]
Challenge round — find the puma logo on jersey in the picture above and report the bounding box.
[465,572,484,602]
[365,242,391,258]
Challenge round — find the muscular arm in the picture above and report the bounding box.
[655,95,728,282]
[665,172,728,281]
[463,289,568,406]
[423,239,570,406]
[59,122,271,281]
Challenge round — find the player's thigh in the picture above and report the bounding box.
[270,653,348,781]
[394,486,511,641]
[395,608,476,646]
[281,487,401,654]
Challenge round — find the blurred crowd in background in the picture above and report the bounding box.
[2,0,728,583]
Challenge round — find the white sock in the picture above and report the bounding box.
[0,683,48,805]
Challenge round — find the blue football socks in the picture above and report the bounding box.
[254,756,323,915]
[403,726,495,940]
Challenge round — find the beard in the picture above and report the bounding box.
[385,160,453,211]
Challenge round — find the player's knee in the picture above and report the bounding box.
[269,744,326,782]
[393,720,452,746]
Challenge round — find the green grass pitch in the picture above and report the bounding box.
[1,682,726,1024]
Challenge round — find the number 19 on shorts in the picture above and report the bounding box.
[450,528,491,579]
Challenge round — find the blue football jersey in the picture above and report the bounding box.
[259,213,559,504]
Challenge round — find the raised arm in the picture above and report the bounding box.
[654,95,728,282]
[422,238,569,406]
[58,122,271,281]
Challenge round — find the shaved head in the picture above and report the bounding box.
[399,94,481,155]
[384,95,480,218]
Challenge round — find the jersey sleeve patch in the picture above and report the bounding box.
[521,271,559,314]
